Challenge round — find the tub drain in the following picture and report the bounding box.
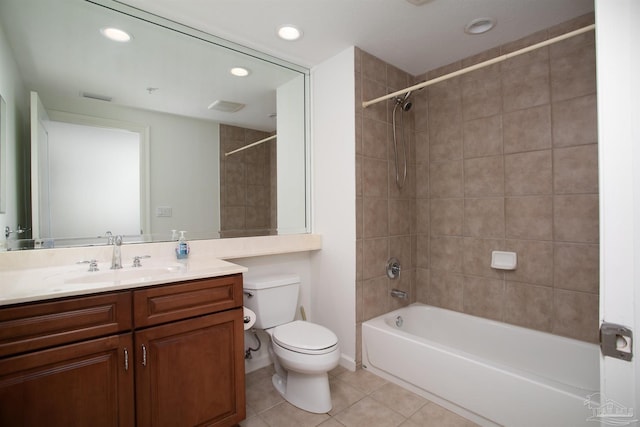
[395,315,403,327]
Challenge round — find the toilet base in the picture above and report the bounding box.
[272,371,332,414]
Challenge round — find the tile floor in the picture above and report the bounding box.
[241,365,480,427]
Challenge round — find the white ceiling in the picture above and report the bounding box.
[119,0,594,75]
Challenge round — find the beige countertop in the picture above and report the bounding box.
[0,256,247,306]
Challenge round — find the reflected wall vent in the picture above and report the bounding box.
[80,91,112,102]
[208,100,245,112]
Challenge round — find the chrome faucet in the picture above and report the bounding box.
[390,288,408,300]
[111,235,123,269]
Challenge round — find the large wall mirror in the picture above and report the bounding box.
[0,0,309,250]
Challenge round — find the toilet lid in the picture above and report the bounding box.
[273,320,338,354]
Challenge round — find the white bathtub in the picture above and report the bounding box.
[362,303,600,427]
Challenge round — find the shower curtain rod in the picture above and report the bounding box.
[362,23,595,109]
[224,134,277,157]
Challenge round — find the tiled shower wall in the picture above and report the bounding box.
[355,13,598,366]
[354,48,418,366]
[219,124,277,238]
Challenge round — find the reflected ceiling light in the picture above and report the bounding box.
[230,67,250,77]
[100,27,132,42]
[464,18,496,35]
[277,25,302,41]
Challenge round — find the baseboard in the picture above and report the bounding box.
[244,353,272,374]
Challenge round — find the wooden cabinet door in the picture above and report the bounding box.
[135,308,245,427]
[0,333,134,427]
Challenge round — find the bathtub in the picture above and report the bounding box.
[362,303,600,427]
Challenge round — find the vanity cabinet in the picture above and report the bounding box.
[0,273,245,427]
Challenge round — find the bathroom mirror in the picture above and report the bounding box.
[0,0,309,248]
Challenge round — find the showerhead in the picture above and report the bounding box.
[394,91,412,111]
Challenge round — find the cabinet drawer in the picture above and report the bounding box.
[0,292,132,358]
[133,274,242,328]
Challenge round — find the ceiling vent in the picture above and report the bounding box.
[80,91,112,102]
[405,0,433,5]
[207,100,245,113]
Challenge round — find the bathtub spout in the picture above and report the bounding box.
[390,289,408,299]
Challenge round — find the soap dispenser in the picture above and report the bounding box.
[176,231,190,260]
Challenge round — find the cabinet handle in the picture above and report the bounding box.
[142,344,147,367]
[124,348,129,371]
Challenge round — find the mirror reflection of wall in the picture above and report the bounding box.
[219,125,277,238]
[38,120,142,240]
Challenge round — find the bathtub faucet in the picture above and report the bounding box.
[390,288,408,300]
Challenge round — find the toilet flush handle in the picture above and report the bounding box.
[243,291,254,298]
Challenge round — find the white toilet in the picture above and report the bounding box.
[243,274,340,414]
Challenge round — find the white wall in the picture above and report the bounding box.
[276,74,307,234]
[0,21,28,249]
[230,252,313,373]
[310,47,357,370]
[45,121,140,238]
[39,95,220,240]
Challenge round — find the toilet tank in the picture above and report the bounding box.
[243,274,300,329]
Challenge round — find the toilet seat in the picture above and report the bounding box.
[272,320,338,355]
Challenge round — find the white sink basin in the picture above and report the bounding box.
[64,265,186,285]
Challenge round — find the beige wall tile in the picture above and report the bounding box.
[362,118,389,159]
[552,94,598,147]
[554,243,599,294]
[363,78,387,122]
[553,289,599,342]
[356,156,362,198]
[463,115,503,159]
[504,282,553,332]
[464,197,505,238]
[505,196,553,240]
[504,239,554,286]
[390,235,413,270]
[416,162,429,199]
[461,75,502,121]
[415,198,429,234]
[464,156,505,197]
[430,160,463,198]
[363,197,389,238]
[462,237,504,279]
[430,198,463,236]
[362,237,388,280]
[356,197,363,240]
[389,199,412,236]
[553,144,599,194]
[415,268,430,302]
[502,59,550,113]
[413,94,429,133]
[429,270,464,311]
[463,275,504,321]
[554,195,599,243]
[356,239,363,282]
[430,236,463,273]
[363,276,391,320]
[504,150,553,195]
[547,13,594,38]
[503,105,552,154]
[416,234,429,269]
[550,44,596,102]
[361,51,386,84]
[387,64,410,91]
[501,32,549,57]
[415,131,429,164]
[362,158,388,198]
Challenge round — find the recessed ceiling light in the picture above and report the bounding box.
[277,25,302,41]
[464,18,496,35]
[230,67,250,77]
[100,27,132,42]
